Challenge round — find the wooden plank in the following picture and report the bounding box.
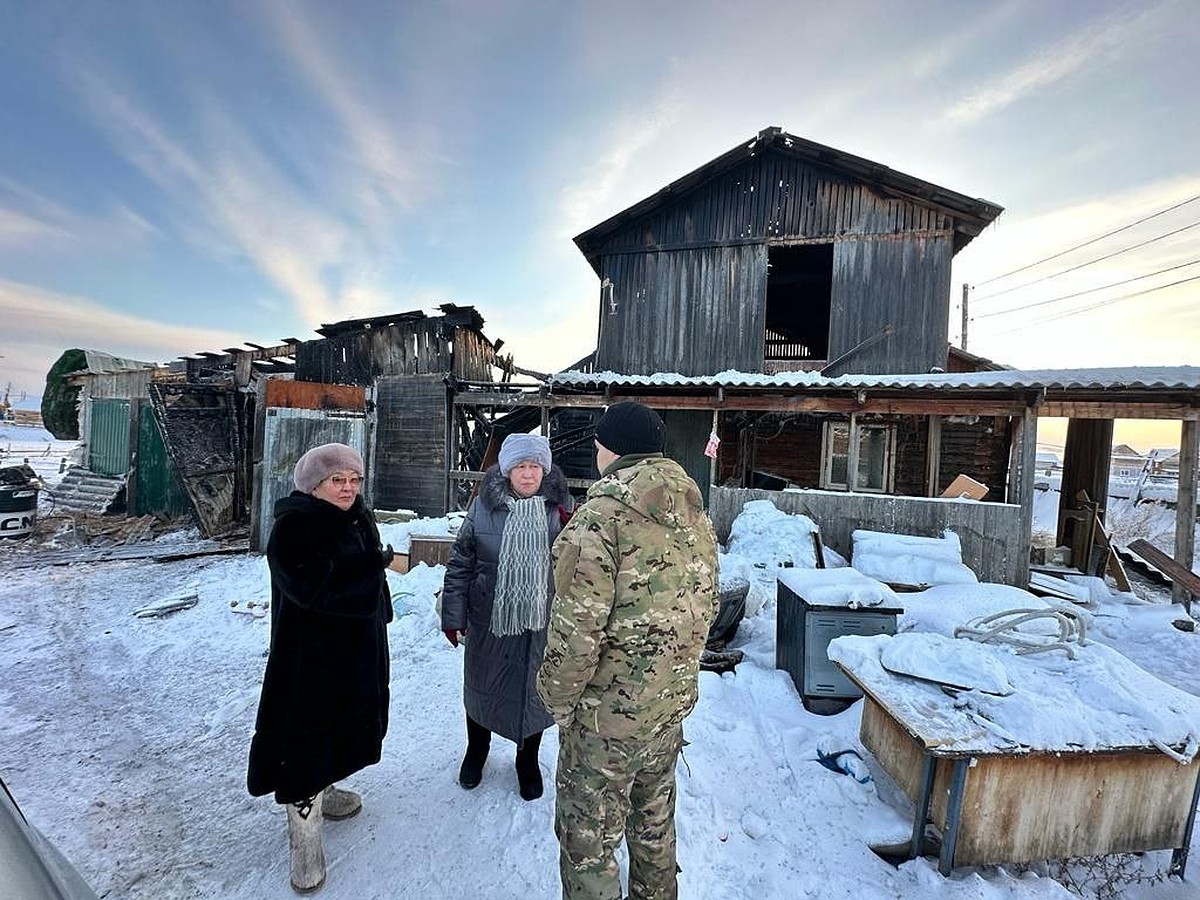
[1129,539,1200,605]
[545,394,1029,418]
[1176,420,1199,605]
[1091,518,1132,592]
[952,751,1199,866]
[1040,401,1200,420]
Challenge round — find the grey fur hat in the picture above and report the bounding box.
[294,443,365,493]
[498,433,552,476]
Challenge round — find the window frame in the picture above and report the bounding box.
[820,416,896,493]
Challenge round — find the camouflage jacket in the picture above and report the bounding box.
[536,454,719,741]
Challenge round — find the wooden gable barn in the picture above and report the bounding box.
[575,126,1003,378]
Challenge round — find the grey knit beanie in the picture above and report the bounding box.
[294,443,365,493]
[498,433,552,476]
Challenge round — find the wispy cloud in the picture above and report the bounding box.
[0,178,159,249]
[258,0,439,231]
[0,279,250,395]
[70,65,366,325]
[555,85,685,243]
[0,208,70,246]
[943,5,1168,125]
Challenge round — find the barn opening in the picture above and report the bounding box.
[764,244,833,363]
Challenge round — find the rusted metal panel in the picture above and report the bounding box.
[149,383,241,537]
[256,407,366,550]
[372,374,446,517]
[263,379,365,411]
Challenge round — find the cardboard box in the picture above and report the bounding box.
[940,474,989,501]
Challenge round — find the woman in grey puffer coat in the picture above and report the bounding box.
[440,433,573,800]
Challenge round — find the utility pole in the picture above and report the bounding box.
[961,284,970,352]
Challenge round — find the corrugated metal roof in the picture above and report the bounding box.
[550,366,1200,392]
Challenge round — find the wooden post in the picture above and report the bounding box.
[709,408,720,489]
[926,415,942,497]
[1057,418,1115,548]
[1174,420,1199,605]
[846,414,860,491]
[961,283,969,351]
[1010,405,1038,586]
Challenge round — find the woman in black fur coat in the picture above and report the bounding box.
[441,432,573,801]
[247,442,394,894]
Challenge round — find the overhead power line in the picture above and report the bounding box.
[985,273,1200,337]
[974,192,1200,288]
[972,258,1200,320]
[973,218,1200,302]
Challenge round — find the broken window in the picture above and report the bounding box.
[764,244,833,363]
[820,419,895,492]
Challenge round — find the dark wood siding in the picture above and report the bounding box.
[828,235,953,375]
[591,153,952,253]
[596,244,767,375]
[588,149,957,377]
[296,321,456,386]
[373,374,447,517]
[937,417,1012,499]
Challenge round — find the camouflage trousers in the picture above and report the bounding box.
[554,721,683,900]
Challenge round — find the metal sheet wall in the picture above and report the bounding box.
[596,244,767,375]
[256,408,367,549]
[372,374,447,517]
[88,398,131,476]
[133,400,191,518]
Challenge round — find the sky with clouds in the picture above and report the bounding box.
[1,0,1198,448]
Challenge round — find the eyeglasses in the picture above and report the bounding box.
[327,475,363,488]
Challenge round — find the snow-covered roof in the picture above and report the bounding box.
[551,365,1200,393]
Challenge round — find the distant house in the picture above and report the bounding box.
[1149,447,1181,477]
[1109,443,1145,481]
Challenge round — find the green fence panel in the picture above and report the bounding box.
[134,400,191,518]
[88,399,130,476]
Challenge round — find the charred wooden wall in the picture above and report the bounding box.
[937,417,1012,499]
[590,150,955,376]
[715,411,1009,500]
[296,320,492,386]
[597,245,767,376]
[373,374,447,517]
[828,236,951,375]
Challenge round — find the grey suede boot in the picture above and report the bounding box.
[287,792,326,894]
[323,784,362,821]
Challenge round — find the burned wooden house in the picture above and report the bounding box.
[56,305,503,547]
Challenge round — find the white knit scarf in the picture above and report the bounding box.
[491,496,551,636]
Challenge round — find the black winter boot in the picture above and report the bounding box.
[458,715,491,789]
[515,730,544,801]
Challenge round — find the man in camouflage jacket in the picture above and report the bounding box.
[537,401,719,900]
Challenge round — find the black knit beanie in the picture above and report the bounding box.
[595,401,666,456]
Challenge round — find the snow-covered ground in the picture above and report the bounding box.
[1,495,1198,899]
